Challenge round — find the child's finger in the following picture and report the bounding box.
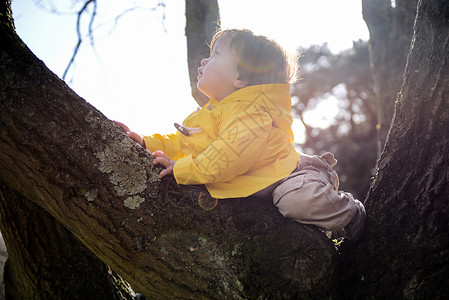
[152,150,166,158]
[126,132,143,146]
[153,157,161,166]
[153,157,169,168]
[159,168,171,178]
[113,120,129,132]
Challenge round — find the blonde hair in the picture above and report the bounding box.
[210,29,298,86]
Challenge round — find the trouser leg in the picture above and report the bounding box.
[272,154,358,231]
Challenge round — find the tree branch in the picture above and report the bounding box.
[62,0,96,80]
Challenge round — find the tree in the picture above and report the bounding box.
[339,0,449,298]
[0,183,134,299]
[362,0,418,154]
[1,0,449,298]
[185,0,220,107]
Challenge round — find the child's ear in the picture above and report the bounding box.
[234,78,248,89]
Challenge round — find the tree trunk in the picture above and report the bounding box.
[0,183,133,299]
[185,0,219,107]
[340,0,449,298]
[0,1,338,298]
[362,0,418,154]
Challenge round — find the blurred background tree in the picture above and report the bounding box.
[362,0,418,153]
[292,41,377,199]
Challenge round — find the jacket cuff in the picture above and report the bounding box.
[173,155,194,184]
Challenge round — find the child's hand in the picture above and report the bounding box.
[152,150,176,178]
[113,121,145,148]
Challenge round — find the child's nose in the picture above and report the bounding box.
[200,58,208,66]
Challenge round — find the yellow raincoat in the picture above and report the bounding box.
[143,83,300,198]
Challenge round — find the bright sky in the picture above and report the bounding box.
[11,0,369,144]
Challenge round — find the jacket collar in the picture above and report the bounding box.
[204,83,294,142]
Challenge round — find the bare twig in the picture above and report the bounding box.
[88,0,97,46]
[94,1,166,36]
[33,0,167,81]
[62,0,96,80]
[33,0,83,16]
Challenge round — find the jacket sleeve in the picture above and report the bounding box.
[143,132,185,161]
[173,103,272,185]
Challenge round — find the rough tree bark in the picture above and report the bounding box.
[339,0,449,298]
[185,0,219,107]
[0,1,338,298]
[0,183,133,299]
[362,0,418,154]
[0,1,133,298]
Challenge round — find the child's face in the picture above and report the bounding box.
[197,34,246,101]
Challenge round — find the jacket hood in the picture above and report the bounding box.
[208,83,294,142]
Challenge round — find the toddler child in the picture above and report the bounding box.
[115,29,366,242]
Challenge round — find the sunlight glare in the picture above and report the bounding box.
[303,96,339,129]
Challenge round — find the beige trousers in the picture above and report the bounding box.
[272,153,357,231]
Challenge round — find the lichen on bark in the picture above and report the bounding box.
[85,188,98,202]
[123,196,145,209]
[96,141,148,196]
[85,110,159,207]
